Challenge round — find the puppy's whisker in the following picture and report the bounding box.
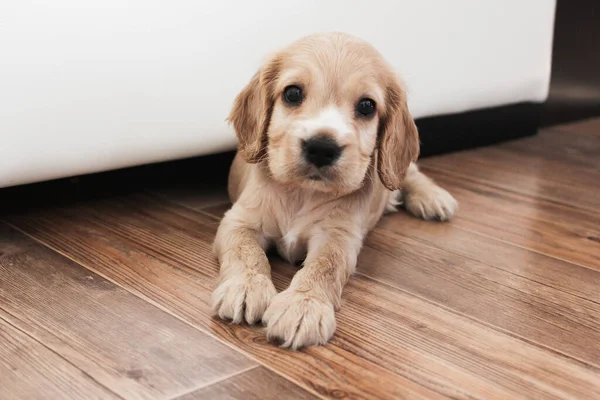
[254,153,269,164]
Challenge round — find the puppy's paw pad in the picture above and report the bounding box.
[263,290,336,350]
[405,186,458,221]
[211,274,276,325]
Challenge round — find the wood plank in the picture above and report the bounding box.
[150,181,230,212]
[501,126,600,170]
[377,212,600,304]
[0,223,256,400]
[5,198,441,400]
[200,201,600,306]
[358,225,600,367]
[199,202,231,219]
[177,367,318,400]
[333,273,600,400]
[191,158,600,368]
[552,118,600,138]
[418,167,600,270]
[419,143,600,212]
[8,195,600,399]
[0,312,118,400]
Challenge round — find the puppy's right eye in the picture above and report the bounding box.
[356,98,376,118]
[283,85,303,105]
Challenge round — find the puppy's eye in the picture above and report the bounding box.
[356,98,376,117]
[283,85,303,105]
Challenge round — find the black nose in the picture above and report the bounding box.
[302,136,342,168]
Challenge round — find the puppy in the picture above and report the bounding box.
[212,32,457,349]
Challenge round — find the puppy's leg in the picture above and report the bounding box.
[402,163,458,221]
[263,226,362,349]
[211,207,276,325]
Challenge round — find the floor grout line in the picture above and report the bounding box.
[4,221,331,400]
[453,223,600,275]
[350,270,600,372]
[150,199,600,368]
[419,163,600,217]
[3,119,599,399]
[0,307,127,400]
[198,199,600,280]
[165,365,259,400]
[371,224,600,306]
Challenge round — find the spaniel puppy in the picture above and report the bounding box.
[212,32,457,349]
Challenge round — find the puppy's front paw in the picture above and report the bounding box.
[404,185,458,221]
[211,273,276,325]
[262,289,336,350]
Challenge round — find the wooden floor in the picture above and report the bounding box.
[1,118,599,400]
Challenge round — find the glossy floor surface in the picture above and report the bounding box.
[1,118,599,399]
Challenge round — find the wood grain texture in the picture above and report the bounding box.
[376,212,600,304]
[418,167,600,270]
[359,225,600,367]
[3,118,600,399]
[5,198,442,400]
[151,181,231,212]
[7,193,600,399]
[416,123,600,262]
[417,122,600,212]
[0,223,255,400]
[552,118,600,138]
[0,313,118,400]
[177,367,318,400]
[419,143,600,212]
[503,125,600,169]
[201,200,600,367]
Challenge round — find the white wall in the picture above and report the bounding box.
[0,0,556,188]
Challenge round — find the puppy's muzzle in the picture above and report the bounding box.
[302,136,342,168]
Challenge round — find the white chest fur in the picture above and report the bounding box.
[260,197,315,264]
[245,171,382,265]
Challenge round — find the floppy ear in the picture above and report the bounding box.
[227,59,280,163]
[376,79,420,191]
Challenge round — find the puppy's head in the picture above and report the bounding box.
[228,32,419,193]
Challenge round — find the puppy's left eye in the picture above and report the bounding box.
[356,98,376,117]
[283,85,303,105]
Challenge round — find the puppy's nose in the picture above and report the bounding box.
[302,136,342,168]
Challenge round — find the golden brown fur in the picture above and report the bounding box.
[212,33,457,349]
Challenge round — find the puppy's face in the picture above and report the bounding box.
[229,33,419,193]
